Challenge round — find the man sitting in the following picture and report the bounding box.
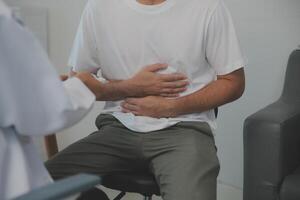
[46,0,246,199]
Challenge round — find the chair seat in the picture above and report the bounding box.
[102,173,160,196]
[280,166,300,200]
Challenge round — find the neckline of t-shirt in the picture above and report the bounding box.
[124,0,176,14]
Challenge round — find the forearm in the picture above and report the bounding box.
[121,68,245,118]
[80,78,136,101]
[168,69,245,117]
[72,63,188,101]
[71,70,136,101]
[170,80,242,116]
[95,79,135,101]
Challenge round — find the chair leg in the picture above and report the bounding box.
[144,196,152,200]
[113,191,126,200]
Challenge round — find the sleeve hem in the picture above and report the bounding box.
[215,58,246,75]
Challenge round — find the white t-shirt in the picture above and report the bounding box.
[69,0,246,132]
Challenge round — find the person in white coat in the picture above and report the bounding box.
[0,1,190,199]
[0,1,98,199]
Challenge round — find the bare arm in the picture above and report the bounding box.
[73,63,189,101]
[169,68,245,116]
[122,68,245,118]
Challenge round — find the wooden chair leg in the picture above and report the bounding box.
[44,134,58,159]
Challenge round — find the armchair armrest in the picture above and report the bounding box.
[14,174,101,200]
[243,99,300,200]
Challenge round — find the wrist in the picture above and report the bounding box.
[76,73,89,85]
[123,79,141,97]
[165,98,181,118]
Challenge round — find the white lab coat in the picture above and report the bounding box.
[0,1,95,199]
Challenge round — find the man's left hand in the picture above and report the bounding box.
[121,96,176,118]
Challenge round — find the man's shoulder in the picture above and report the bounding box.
[193,0,224,19]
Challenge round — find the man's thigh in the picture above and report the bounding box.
[144,122,220,200]
[45,116,142,180]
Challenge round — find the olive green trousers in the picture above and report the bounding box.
[46,114,220,200]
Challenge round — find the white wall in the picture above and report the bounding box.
[215,0,300,188]
[8,0,300,197]
[7,0,87,74]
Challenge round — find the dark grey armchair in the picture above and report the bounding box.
[244,49,300,200]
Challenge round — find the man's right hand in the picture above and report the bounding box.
[127,63,189,98]
[68,64,189,101]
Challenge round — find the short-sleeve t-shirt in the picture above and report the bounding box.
[69,0,246,132]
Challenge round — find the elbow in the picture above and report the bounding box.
[232,68,246,101]
[232,76,245,102]
[218,67,245,103]
[235,81,245,100]
[226,76,245,103]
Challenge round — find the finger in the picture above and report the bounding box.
[161,87,187,94]
[162,80,189,89]
[160,73,187,82]
[122,102,139,111]
[122,108,130,113]
[125,98,139,105]
[161,93,180,98]
[122,108,132,113]
[145,63,168,72]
